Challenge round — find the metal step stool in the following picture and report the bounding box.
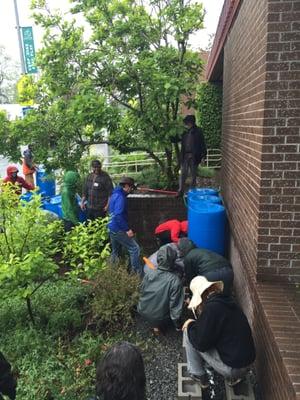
[225,374,255,400]
[178,363,202,400]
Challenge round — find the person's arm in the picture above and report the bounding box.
[169,279,184,328]
[81,177,89,209]
[62,193,79,225]
[24,150,33,169]
[19,177,34,191]
[184,255,195,287]
[104,175,114,211]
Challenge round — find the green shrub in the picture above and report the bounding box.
[91,265,140,334]
[63,218,110,279]
[195,82,222,149]
[198,166,216,178]
[135,165,169,189]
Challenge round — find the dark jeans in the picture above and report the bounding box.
[179,154,198,191]
[86,208,106,221]
[109,231,142,274]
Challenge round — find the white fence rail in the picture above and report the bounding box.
[105,149,222,177]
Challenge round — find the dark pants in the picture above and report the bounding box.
[63,219,75,232]
[86,208,106,221]
[179,154,198,192]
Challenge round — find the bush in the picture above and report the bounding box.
[63,218,110,279]
[135,165,169,189]
[91,265,140,334]
[195,82,222,149]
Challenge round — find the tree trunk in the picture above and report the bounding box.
[26,297,35,325]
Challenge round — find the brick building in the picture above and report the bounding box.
[206,0,300,399]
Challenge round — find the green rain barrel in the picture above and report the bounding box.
[188,201,226,255]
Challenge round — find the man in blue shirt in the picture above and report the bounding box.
[108,176,141,274]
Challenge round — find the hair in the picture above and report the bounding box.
[91,159,102,168]
[183,114,196,125]
[96,342,146,400]
[196,284,223,314]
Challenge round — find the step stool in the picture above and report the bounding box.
[225,374,255,400]
[178,363,202,400]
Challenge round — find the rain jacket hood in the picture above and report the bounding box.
[6,165,18,177]
[178,238,195,257]
[157,244,178,271]
[63,171,80,190]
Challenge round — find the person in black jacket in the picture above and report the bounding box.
[0,352,17,400]
[182,276,256,389]
[178,115,207,195]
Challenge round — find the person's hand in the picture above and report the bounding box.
[103,204,108,212]
[127,229,134,238]
[80,201,86,210]
[182,319,195,331]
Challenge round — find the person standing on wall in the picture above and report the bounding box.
[81,160,113,221]
[108,176,142,275]
[178,115,207,196]
[22,144,37,186]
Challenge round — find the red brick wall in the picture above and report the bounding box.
[257,0,300,283]
[222,0,268,279]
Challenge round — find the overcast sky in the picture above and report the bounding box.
[0,0,224,67]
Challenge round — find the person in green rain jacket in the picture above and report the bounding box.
[138,244,184,333]
[61,171,80,232]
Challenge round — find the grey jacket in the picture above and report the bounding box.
[138,245,184,326]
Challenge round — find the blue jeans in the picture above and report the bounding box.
[183,329,250,379]
[109,231,141,274]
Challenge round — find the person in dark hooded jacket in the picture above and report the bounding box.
[138,244,184,332]
[61,171,80,232]
[178,238,234,295]
[182,276,255,389]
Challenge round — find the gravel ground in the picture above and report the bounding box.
[135,315,261,400]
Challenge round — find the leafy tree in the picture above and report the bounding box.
[0,185,62,323]
[0,46,19,104]
[6,0,205,186]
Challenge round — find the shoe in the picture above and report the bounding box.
[189,373,209,389]
[227,377,243,387]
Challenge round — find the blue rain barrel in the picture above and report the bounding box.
[188,201,226,255]
[43,195,63,218]
[20,192,33,202]
[189,194,222,208]
[36,170,56,197]
[188,188,219,197]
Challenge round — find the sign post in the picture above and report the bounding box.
[21,27,38,74]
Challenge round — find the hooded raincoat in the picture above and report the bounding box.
[61,171,80,225]
[138,245,184,328]
[3,165,34,195]
[178,238,233,294]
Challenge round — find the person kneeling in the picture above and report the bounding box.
[138,244,184,333]
[182,276,255,389]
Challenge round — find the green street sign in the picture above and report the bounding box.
[21,26,38,74]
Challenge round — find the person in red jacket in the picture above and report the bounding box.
[155,218,188,247]
[3,165,35,195]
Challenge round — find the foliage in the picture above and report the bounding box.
[0,185,62,322]
[0,45,19,104]
[195,82,223,149]
[135,164,170,189]
[63,217,110,279]
[16,74,37,106]
[91,265,140,333]
[198,166,216,178]
[4,0,205,186]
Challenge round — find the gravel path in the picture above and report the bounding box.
[135,316,261,400]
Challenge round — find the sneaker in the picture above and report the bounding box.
[189,373,209,389]
[227,377,243,387]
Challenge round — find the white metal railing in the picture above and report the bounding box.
[105,149,221,177]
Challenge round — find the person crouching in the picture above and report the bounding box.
[138,244,184,334]
[182,276,255,389]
